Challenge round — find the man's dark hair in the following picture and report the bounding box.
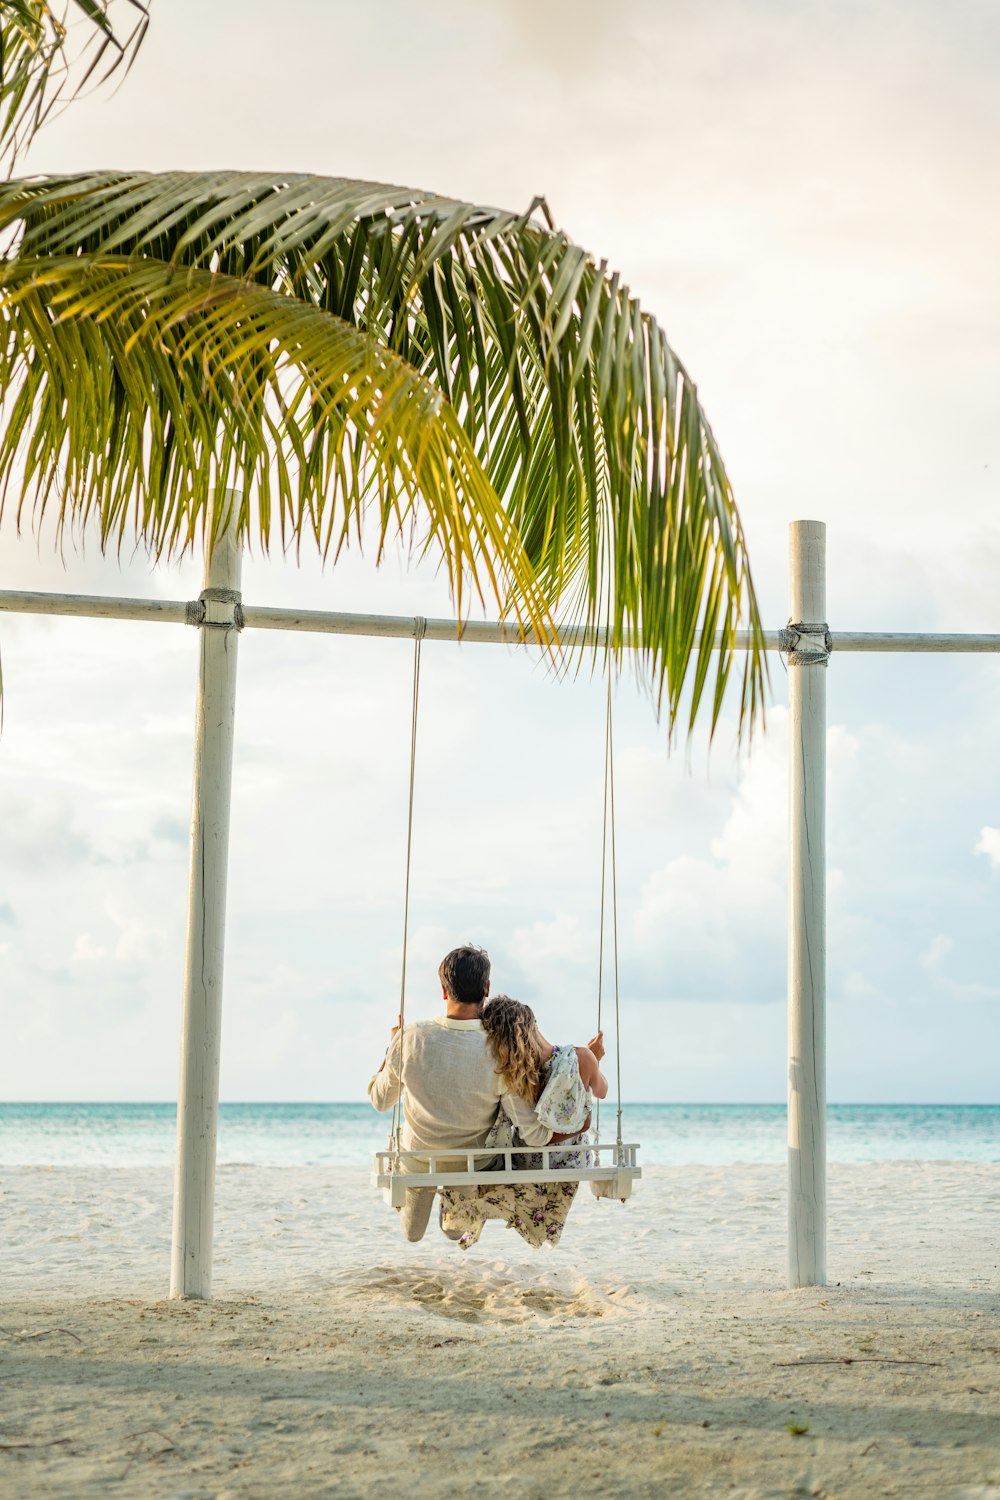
[439,945,491,1006]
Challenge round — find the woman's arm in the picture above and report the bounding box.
[576,1045,609,1100]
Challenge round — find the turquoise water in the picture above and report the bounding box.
[1,1102,997,1167]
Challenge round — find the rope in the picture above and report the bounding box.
[389,616,426,1160]
[780,621,831,667]
[195,587,245,632]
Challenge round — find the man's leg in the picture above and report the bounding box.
[397,1187,436,1243]
[439,1186,473,1242]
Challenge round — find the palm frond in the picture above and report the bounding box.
[0,1,148,164]
[0,171,765,733]
[0,253,557,642]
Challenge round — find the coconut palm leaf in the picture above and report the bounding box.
[0,253,555,638]
[0,171,765,733]
[0,2,148,163]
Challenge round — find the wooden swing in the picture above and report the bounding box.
[372,622,641,1208]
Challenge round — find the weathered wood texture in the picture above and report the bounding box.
[169,514,242,1300]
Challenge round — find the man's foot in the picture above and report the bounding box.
[438,1201,464,1242]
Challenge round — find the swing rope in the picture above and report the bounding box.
[389,617,426,1161]
[594,671,624,1156]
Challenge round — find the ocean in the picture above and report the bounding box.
[1,1102,997,1167]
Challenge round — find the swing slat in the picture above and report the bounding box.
[372,1141,641,1206]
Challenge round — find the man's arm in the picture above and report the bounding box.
[502,1090,553,1147]
[550,1113,591,1144]
[369,1031,404,1114]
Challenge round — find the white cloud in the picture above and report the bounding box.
[112,917,165,967]
[629,712,862,1006]
[975,826,1000,872]
[920,931,1000,1005]
[631,727,786,1004]
[841,971,883,1003]
[71,933,109,964]
[921,934,954,973]
[511,913,588,968]
[0,795,94,870]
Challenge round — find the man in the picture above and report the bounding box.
[369,944,560,1242]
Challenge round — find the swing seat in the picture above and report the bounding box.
[372,1140,641,1207]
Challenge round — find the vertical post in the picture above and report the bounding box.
[786,519,828,1288]
[170,493,243,1299]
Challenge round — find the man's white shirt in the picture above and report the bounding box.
[368,1016,552,1168]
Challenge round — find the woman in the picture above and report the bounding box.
[439,995,608,1249]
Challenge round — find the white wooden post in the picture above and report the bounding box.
[170,494,243,1299]
[786,519,828,1288]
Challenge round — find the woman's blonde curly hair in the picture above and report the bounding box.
[481,995,546,1104]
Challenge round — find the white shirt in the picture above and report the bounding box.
[368,1016,552,1166]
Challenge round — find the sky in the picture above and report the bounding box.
[1,0,998,1104]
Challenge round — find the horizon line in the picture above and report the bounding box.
[3,1099,998,1110]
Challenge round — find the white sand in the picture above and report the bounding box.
[1,1163,998,1498]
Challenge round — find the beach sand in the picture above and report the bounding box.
[2,1162,998,1498]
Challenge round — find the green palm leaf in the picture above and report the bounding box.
[0,171,765,733]
[0,2,148,162]
[0,253,555,639]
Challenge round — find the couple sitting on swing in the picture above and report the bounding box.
[369,944,607,1249]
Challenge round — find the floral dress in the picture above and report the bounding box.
[439,1045,592,1250]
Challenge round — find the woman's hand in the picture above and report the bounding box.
[587,1030,605,1062]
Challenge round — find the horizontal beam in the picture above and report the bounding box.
[1,590,999,653]
[0,589,191,624]
[241,605,770,649]
[831,632,1000,653]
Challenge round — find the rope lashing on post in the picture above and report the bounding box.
[780,621,831,666]
[389,615,428,1163]
[194,587,245,631]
